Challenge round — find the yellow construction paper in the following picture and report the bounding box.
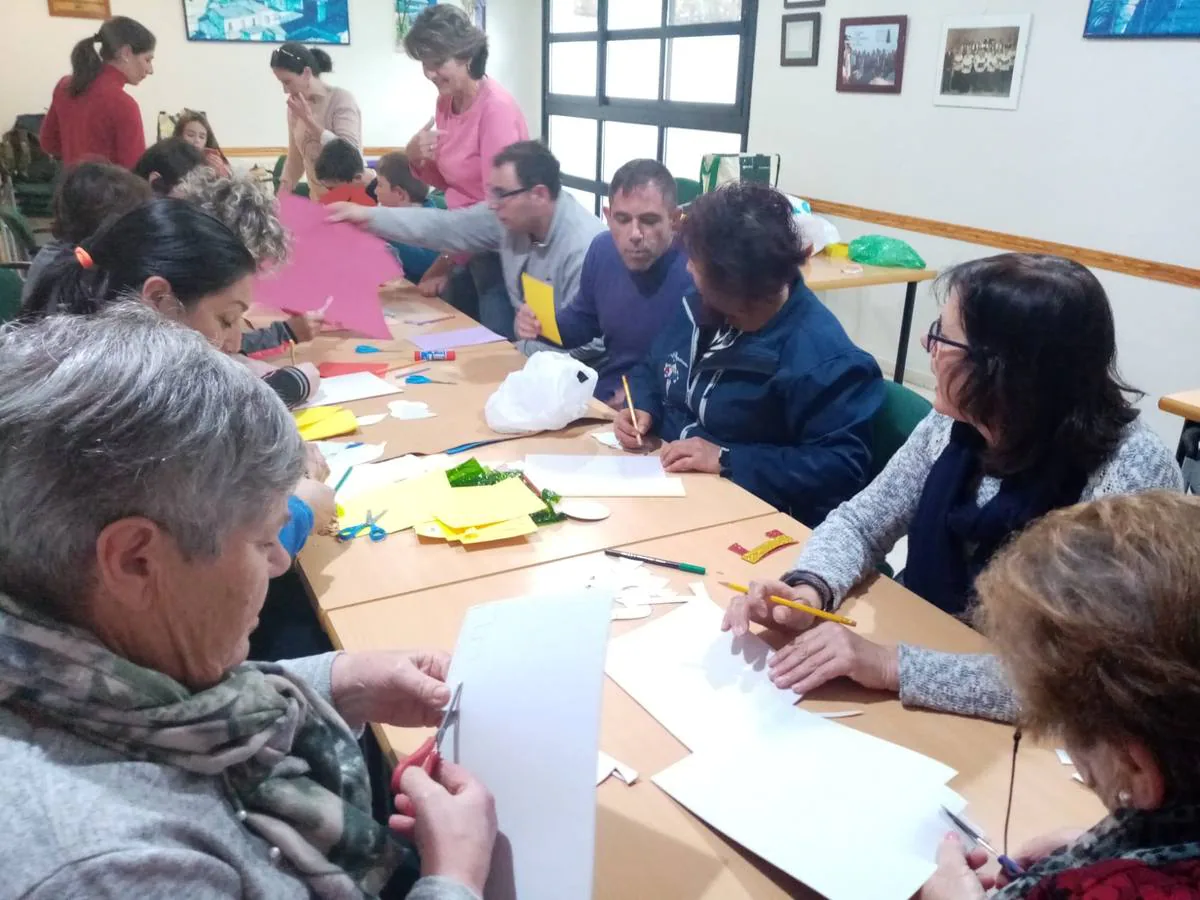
[457,515,538,545]
[432,478,547,530]
[414,520,456,541]
[521,273,561,345]
[294,406,359,441]
[339,471,454,535]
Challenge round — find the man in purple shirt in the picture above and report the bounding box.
[515,159,693,408]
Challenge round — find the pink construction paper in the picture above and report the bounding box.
[253,194,401,340]
[411,325,508,353]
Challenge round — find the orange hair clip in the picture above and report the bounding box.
[74,246,94,269]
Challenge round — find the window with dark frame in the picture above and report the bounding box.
[542,0,760,216]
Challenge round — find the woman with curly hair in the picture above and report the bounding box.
[921,491,1200,899]
[617,181,885,526]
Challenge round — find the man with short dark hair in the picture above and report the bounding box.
[330,140,604,347]
[516,158,692,407]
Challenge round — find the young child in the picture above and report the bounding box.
[173,109,233,177]
[373,150,441,282]
[22,160,152,302]
[313,138,374,206]
[133,138,205,196]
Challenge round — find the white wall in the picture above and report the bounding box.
[0,0,543,151]
[748,0,1200,445]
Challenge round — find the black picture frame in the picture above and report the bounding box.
[781,12,821,67]
[836,15,908,94]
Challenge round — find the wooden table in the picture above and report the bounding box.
[326,513,1105,899]
[802,255,937,385]
[1159,389,1200,465]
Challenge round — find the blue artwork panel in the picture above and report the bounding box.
[184,0,351,45]
[1084,0,1200,37]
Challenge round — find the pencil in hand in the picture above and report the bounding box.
[720,581,857,627]
[621,374,642,447]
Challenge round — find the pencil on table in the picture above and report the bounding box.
[621,374,642,447]
[720,581,857,627]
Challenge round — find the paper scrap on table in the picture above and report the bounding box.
[253,193,398,340]
[411,325,506,354]
[586,557,695,607]
[441,591,612,900]
[389,400,436,420]
[611,604,652,621]
[524,454,685,498]
[355,413,387,427]
[596,752,638,786]
[432,478,547,530]
[818,710,864,720]
[294,405,358,441]
[337,454,456,501]
[521,273,561,345]
[317,361,391,379]
[1073,772,1085,783]
[416,514,539,546]
[1056,748,1073,765]
[589,430,622,450]
[314,441,386,489]
[300,372,403,409]
[338,470,454,534]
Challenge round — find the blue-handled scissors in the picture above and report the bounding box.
[337,509,388,542]
[942,806,1025,878]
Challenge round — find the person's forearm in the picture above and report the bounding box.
[409,876,482,900]
[367,205,501,254]
[897,646,1019,723]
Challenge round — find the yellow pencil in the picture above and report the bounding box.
[288,340,297,366]
[621,374,642,447]
[720,581,857,627]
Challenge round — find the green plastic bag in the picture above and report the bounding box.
[848,235,926,269]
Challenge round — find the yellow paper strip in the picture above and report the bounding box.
[451,515,538,545]
[521,273,561,345]
[432,478,548,530]
[339,471,454,535]
[297,408,359,441]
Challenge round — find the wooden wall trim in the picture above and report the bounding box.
[223,146,399,158]
[806,198,1199,290]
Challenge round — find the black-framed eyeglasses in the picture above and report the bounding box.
[924,318,970,353]
[488,185,532,203]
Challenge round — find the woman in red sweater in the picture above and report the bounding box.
[41,16,156,170]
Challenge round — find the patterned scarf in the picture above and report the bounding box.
[995,804,1200,898]
[0,592,418,899]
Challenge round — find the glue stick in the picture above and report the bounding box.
[414,350,456,361]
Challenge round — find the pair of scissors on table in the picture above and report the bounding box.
[337,509,388,542]
[391,683,463,793]
[942,806,1025,878]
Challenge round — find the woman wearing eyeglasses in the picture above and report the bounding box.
[270,43,362,200]
[723,253,1181,722]
[922,491,1200,899]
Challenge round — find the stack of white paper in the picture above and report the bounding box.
[606,598,963,900]
[300,371,402,408]
[523,454,685,498]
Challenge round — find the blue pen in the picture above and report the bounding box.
[942,807,1025,878]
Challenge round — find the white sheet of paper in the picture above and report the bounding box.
[654,749,966,900]
[315,441,387,489]
[524,454,685,498]
[589,430,622,450]
[596,751,638,786]
[389,399,436,420]
[300,372,402,408]
[356,413,387,427]
[442,591,612,900]
[337,454,455,500]
[611,604,652,621]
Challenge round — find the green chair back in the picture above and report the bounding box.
[676,177,703,206]
[271,154,310,198]
[0,267,24,324]
[870,381,932,480]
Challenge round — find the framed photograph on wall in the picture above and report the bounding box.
[836,16,908,94]
[1084,0,1200,38]
[183,0,350,44]
[47,0,110,18]
[781,13,821,67]
[934,14,1032,110]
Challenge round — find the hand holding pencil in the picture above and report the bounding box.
[721,578,829,636]
[615,375,652,451]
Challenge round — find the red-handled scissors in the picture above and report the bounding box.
[391,682,462,794]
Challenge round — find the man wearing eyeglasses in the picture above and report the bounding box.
[329,140,605,355]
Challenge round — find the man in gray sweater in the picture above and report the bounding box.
[330,140,606,359]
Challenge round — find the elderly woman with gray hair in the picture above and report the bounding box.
[0,306,495,899]
[400,4,528,330]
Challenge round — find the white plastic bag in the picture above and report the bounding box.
[485,352,599,434]
[794,212,841,256]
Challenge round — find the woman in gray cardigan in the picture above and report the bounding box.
[0,307,493,900]
[723,254,1182,723]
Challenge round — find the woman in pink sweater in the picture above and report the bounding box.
[401,5,528,312]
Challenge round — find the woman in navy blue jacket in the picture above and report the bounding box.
[617,182,884,526]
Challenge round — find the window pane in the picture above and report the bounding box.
[549,116,599,181]
[549,42,597,96]
[669,0,742,25]
[605,39,660,101]
[550,0,597,33]
[602,122,659,183]
[608,0,661,29]
[666,35,739,103]
[663,128,741,183]
[563,186,601,218]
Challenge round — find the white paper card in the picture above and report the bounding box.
[524,454,685,498]
[443,592,612,900]
[315,441,387,490]
[588,430,622,450]
[300,372,402,408]
[356,413,387,427]
[337,454,455,500]
[596,751,639,786]
[389,399,437,420]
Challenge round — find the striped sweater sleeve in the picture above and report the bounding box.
[262,366,314,408]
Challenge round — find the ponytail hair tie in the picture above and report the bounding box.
[74,247,94,269]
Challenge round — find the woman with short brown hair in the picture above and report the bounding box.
[922,491,1200,899]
